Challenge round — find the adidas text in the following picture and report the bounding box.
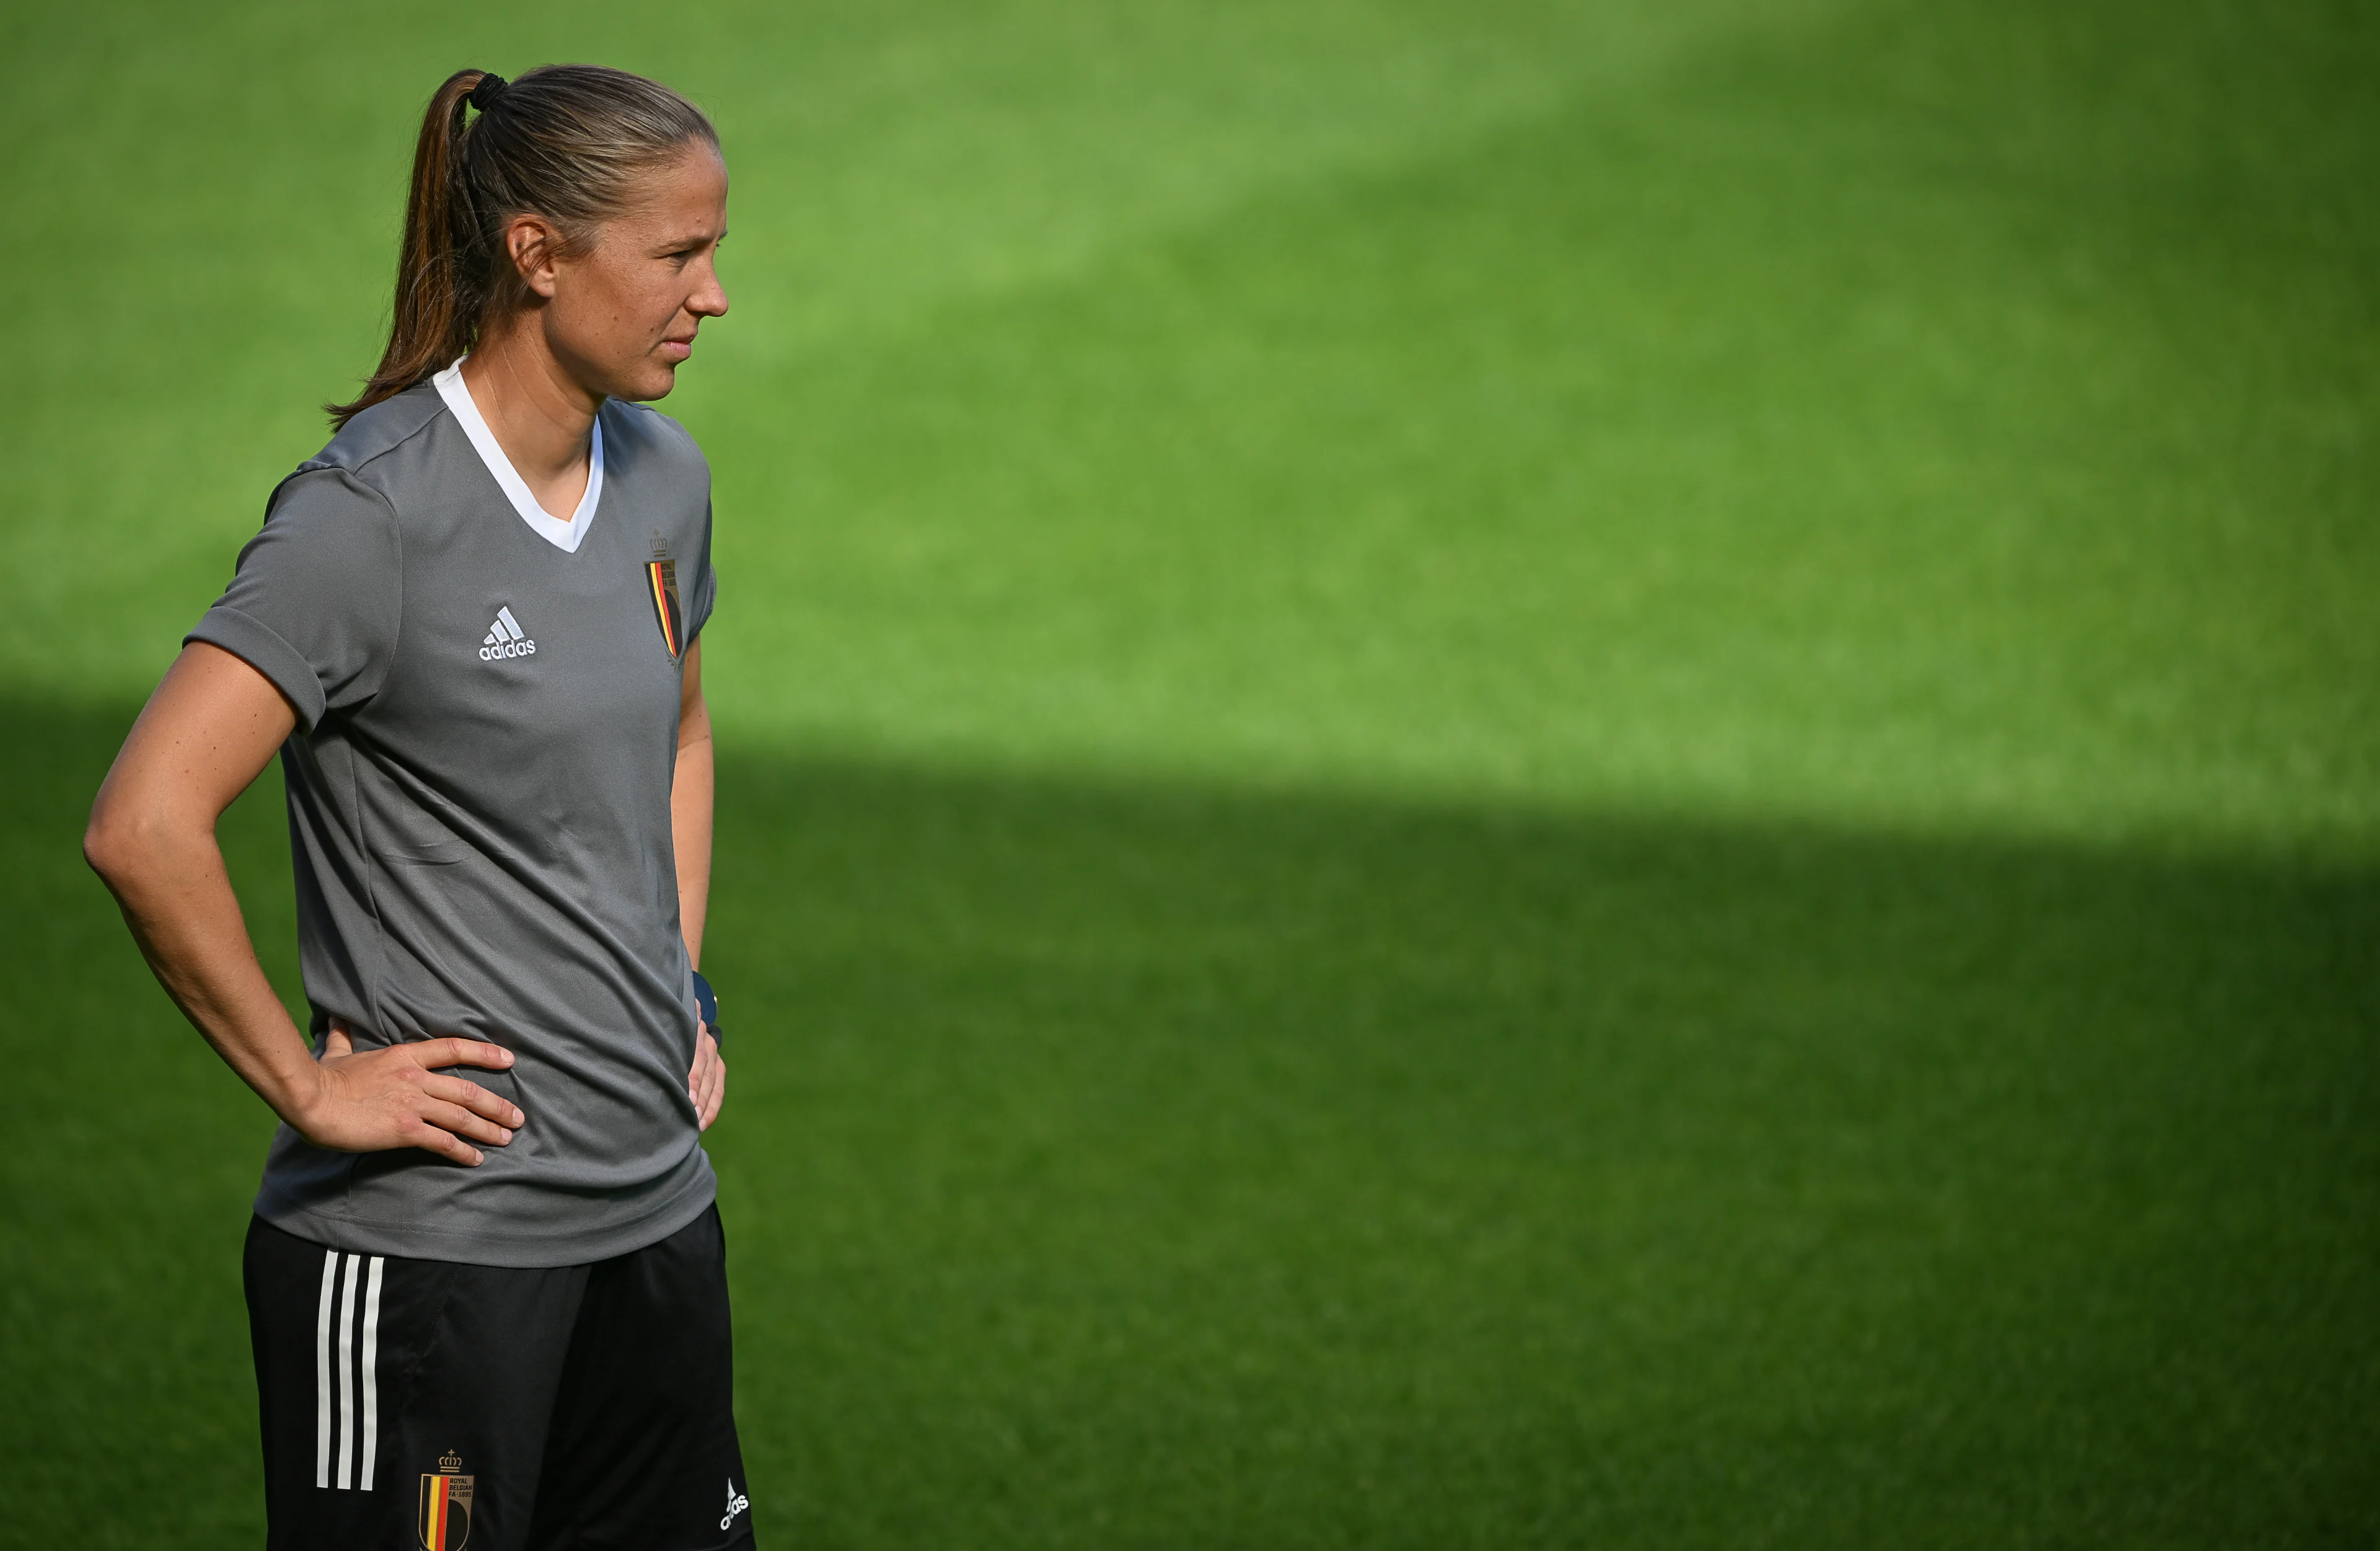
[720,1478,751,1531]
[480,606,537,661]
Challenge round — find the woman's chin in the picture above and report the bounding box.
[617,363,681,403]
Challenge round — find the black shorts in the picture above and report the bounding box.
[244,1206,755,1551]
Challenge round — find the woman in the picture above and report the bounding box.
[84,65,751,1550]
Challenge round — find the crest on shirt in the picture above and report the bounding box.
[418,1452,475,1550]
[645,531,684,662]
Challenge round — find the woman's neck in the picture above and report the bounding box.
[459,319,601,519]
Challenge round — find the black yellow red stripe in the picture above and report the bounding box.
[647,561,682,658]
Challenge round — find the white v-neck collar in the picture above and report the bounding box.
[433,359,604,554]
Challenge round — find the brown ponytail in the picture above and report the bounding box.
[328,65,718,428]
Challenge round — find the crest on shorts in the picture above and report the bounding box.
[646,531,684,661]
[418,1452,475,1550]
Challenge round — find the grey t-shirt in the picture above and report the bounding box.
[188,373,720,1268]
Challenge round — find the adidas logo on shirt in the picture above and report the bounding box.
[478,606,537,661]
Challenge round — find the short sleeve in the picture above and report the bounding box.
[186,469,402,732]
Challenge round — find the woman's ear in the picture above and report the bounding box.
[506,214,566,299]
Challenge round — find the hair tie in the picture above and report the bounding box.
[469,73,508,112]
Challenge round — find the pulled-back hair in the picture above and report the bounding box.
[329,65,718,427]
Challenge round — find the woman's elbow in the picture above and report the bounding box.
[84,793,168,890]
[84,805,132,886]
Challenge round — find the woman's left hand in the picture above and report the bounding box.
[688,1028,725,1131]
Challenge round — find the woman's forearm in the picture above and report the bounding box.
[86,644,319,1121]
[671,733,715,966]
[91,809,321,1119]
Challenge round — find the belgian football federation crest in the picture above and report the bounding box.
[646,531,684,661]
[418,1451,474,1550]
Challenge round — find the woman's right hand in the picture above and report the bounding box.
[293,1024,526,1166]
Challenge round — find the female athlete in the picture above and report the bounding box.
[84,64,752,1550]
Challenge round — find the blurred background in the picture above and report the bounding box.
[2,0,2374,1544]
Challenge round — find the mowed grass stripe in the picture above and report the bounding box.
[692,0,2380,849]
[0,0,1799,695]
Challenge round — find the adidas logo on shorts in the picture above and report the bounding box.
[479,606,537,661]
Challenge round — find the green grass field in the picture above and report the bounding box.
[3,0,2375,1544]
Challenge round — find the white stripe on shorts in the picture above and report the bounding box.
[334,1253,361,1490]
[313,1251,339,1489]
[358,1257,385,1491]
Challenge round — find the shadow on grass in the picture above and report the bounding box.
[3,698,2373,1548]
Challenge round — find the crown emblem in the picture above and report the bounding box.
[420,1454,476,1549]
